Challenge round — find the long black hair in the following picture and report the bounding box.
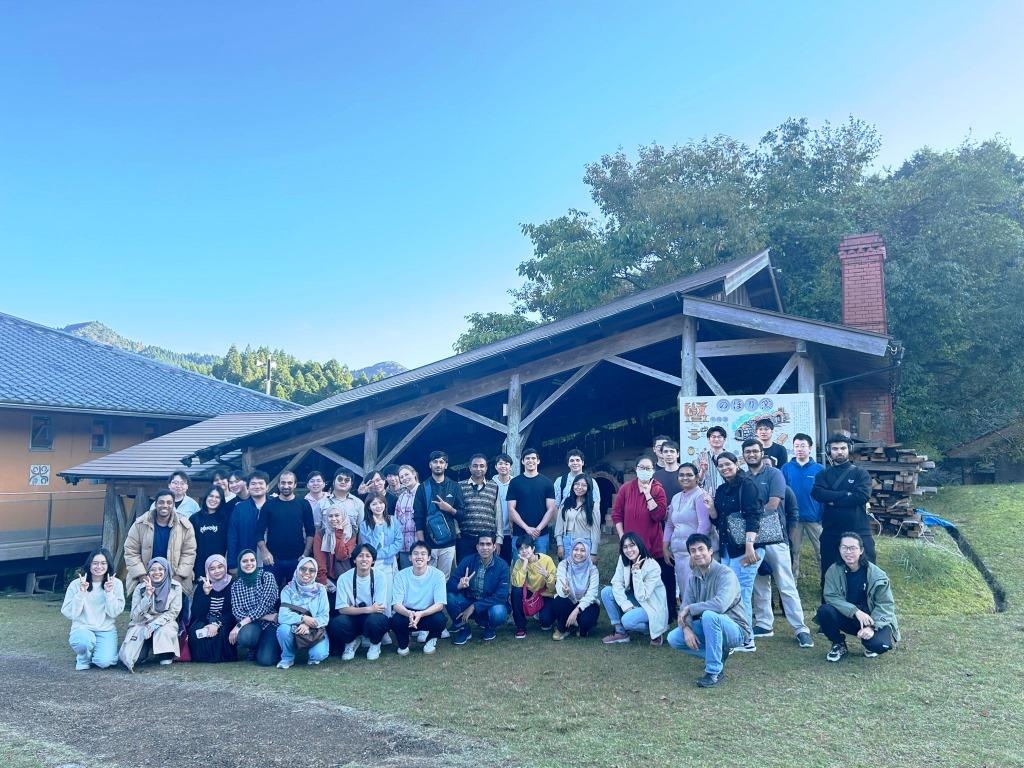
[363,493,392,529]
[560,473,595,527]
[618,532,650,568]
[201,485,226,514]
[80,547,115,592]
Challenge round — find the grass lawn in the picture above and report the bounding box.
[2,484,1022,767]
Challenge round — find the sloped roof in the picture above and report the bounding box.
[59,412,291,482]
[0,312,300,418]
[945,419,1024,459]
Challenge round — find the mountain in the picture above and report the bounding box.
[62,321,218,372]
[354,361,405,380]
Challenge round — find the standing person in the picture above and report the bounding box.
[817,533,900,662]
[394,465,420,569]
[812,435,875,582]
[192,486,230,585]
[328,543,393,662]
[413,451,465,579]
[390,542,448,656]
[119,557,182,671]
[212,469,232,504]
[227,472,270,572]
[257,471,315,588]
[705,452,763,653]
[228,549,280,667]
[304,471,328,529]
[698,426,728,495]
[554,474,602,564]
[359,493,402,571]
[653,440,683,500]
[223,471,249,520]
[313,506,357,589]
[359,470,399,515]
[492,453,515,564]
[666,533,750,688]
[165,471,201,518]
[506,448,556,563]
[552,448,601,514]
[275,557,330,669]
[755,418,788,468]
[663,463,713,601]
[187,555,236,663]
[447,534,511,645]
[509,536,557,639]
[61,548,125,670]
[652,435,671,469]
[600,533,668,645]
[457,454,502,563]
[318,470,364,535]
[782,433,824,579]
[552,539,600,641]
[612,455,674,622]
[382,465,403,496]
[124,489,197,597]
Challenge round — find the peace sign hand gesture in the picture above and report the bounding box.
[458,568,475,590]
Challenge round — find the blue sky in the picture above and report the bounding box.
[1,2,1021,370]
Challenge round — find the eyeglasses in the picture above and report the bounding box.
[839,545,861,552]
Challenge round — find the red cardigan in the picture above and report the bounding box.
[611,480,668,557]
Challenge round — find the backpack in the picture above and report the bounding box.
[422,479,456,548]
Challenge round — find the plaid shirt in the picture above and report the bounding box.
[230,570,279,629]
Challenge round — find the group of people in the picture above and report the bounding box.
[61,428,900,687]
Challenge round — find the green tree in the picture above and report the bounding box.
[453,312,539,353]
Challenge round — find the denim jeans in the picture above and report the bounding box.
[722,548,764,634]
[69,627,118,668]
[236,622,280,667]
[446,593,509,630]
[600,585,649,635]
[753,541,809,634]
[276,623,329,665]
[666,610,745,674]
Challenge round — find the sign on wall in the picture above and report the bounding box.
[679,393,817,464]
[29,464,51,486]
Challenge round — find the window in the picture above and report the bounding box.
[143,421,159,440]
[91,419,110,452]
[30,416,54,451]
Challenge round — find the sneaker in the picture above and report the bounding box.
[159,659,174,666]
[650,636,664,647]
[397,646,410,657]
[826,642,848,662]
[551,629,566,641]
[415,630,428,643]
[423,638,438,654]
[514,629,527,640]
[453,626,472,646]
[482,627,497,642]
[366,643,381,661]
[440,628,450,639]
[75,659,91,671]
[797,632,814,648]
[342,639,360,661]
[602,632,630,645]
[696,671,724,688]
[540,625,553,632]
[731,639,756,654]
[307,659,321,666]
[753,626,774,638]
[276,659,294,669]
[863,649,879,658]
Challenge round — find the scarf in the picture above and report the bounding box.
[147,556,173,612]
[320,512,353,553]
[237,549,261,587]
[289,556,321,599]
[204,554,232,592]
[566,538,592,601]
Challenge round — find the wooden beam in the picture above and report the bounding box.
[376,410,441,468]
[796,341,815,394]
[695,358,727,396]
[681,316,697,397]
[312,446,364,478]
[520,363,597,430]
[241,448,254,474]
[695,338,797,358]
[503,373,523,466]
[607,356,683,387]
[102,486,118,555]
[362,420,378,473]
[723,248,771,296]
[446,405,508,434]
[269,449,310,490]
[766,353,799,395]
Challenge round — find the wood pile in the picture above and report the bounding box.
[851,443,937,538]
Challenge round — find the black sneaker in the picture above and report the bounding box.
[753,626,774,638]
[826,642,848,662]
[696,671,725,688]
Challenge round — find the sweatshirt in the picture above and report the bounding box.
[61,578,126,633]
[611,479,668,558]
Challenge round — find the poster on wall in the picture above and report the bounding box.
[679,394,817,466]
[29,464,51,485]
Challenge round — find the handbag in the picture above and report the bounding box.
[280,602,327,650]
[726,507,785,549]
[522,584,545,617]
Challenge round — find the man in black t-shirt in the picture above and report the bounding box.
[506,447,556,563]
[755,418,789,469]
[257,471,315,587]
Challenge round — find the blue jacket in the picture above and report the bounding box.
[227,498,262,566]
[358,517,402,566]
[447,553,510,613]
[782,459,824,523]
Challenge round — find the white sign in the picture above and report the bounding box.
[679,394,817,463]
[30,464,51,486]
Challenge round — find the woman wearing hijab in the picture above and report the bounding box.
[119,556,182,671]
[276,556,330,669]
[228,548,280,667]
[328,543,393,661]
[61,548,125,670]
[600,532,668,646]
[313,506,357,592]
[551,539,600,640]
[187,554,236,663]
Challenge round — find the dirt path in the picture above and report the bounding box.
[0,654,497,768]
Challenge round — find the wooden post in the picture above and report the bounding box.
[679,316,698,443]
[363,419,378,475]
[796,341,815,393]
[242,448,254,474]
[503,373,523,474]
[102,485,119,554]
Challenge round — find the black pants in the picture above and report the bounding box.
[498,538,513,565]
[552,596,599,636]
[328,613,390,649]
[510,588,554,631]
[819,534,876,588]
[815,604,893,655]
[389,611,447,649]
[656,556,677,623]
[235,623,280,667]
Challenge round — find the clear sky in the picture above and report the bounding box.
[2,2,1021,370]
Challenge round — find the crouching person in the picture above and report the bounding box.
[61,548,125,670]
[328,543,393,661]
[816,532,900,662]
[119,557,182,671]
[448,533,510,645]
[390,541,448,655]
[276,557,330,669]
[666,534,750,688]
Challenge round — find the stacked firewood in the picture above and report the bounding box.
[850,443,937,538]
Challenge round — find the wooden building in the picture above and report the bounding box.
[945,421,1024,484]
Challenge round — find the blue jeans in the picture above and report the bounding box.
[276,623,329,665]
[511,533,550,564]
[722,548,764,634]
[69,627,118,668]
[666,610,745,674]
[446,593,509,630]
[600,585,649,635]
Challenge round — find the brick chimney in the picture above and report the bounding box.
[839,233,888,334]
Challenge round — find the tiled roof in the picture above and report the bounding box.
[0,312,299,417]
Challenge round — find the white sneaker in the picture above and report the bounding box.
[397,646,410,657]
[342,639,360,661]
[159,659,173,666]
[423,638,438,654]
[415,630,428,643]
[440,628,450,639]
[366,643,381,661]
[276,659,294,669]
[307,658,321,666]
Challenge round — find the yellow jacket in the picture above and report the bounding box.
[510,553,557,597]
